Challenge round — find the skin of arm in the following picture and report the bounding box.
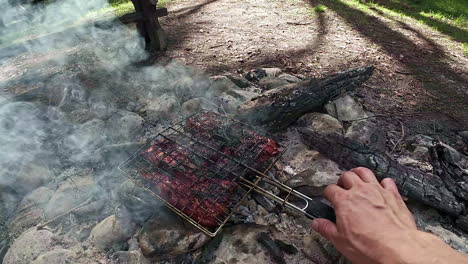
[311,167,468,264]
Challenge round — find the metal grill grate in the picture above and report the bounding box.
[119,111,284,236]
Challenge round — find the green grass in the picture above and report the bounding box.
[353,0,468,43]
[313,4,327,13]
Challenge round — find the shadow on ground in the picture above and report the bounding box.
[358,0,468,43]
[307,0,467,123]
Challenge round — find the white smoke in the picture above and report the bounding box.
[0,0,213,236]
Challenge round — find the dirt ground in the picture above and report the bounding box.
[1,0,467,151]
[154,0,467,150]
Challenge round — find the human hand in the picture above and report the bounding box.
[311,167,467,264]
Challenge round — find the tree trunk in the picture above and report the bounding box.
[298,129,465,216]
[236,66,374,131]
[130,0,167,51]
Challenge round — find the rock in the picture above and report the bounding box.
[44,174,96,221]
[345,120,386,152]
[409,202,468,254]
[113,250,150,264]
[3,227,54,264]
[278,73,302,83]
[405,134,434,158]
[296,113,343,135]
[144,94,178,122]
[117,180,162,225]
[226,88,259,102]
[65,108,97,124]
[217,93,242,114]
[258,77,290,90]
[31,248,75,264]
[244,68,283,82]
[106,110,144,141]
[397,156,432,172]
[180,97,216,116]
[138,211,211,260]
[61,119,108,163]
[8,186,54,238]
[324,95,367,122]
[302,236,334,264]
[217,88,259,114]
[89,215,135,250]
[208,76,238,96]
[225,74,250,88]
[13,161,54,195]
[286,148,343,186]
[202,224,301,264]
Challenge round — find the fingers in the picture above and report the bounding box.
[312,218,338,241]
[380,178,402,200]
[337,171,361,189]
[323,184,345,205]
[351,167,379,184]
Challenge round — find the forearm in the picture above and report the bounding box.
[389,231,468,264]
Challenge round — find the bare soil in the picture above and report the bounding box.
[155,0,468,149]
[1,0,467,151]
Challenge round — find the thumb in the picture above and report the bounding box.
[312,218,338,241]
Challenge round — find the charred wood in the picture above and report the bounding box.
[236,66,374,131]
[298,129,465,216]
[429,143,468,203]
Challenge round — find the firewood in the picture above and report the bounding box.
[298,129,465,216]
[236,66,375,131]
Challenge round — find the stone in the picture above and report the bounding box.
[61,119,108,163]
[302,236,334,264]
[8,186,54,238]
[3,227,54,264]
[405,134,434,158]
[89,215,135,250]
[44,174,96,221]
[106,110,144,141]
[144,94,178,122]
[117,180,162,225]
[296,113,343,135]
[345,120,386,152]
[180,97,216,116]
[226,88,259,102]
[31,248,75,264]
[225,74,250,88]
[112,250,150,264]
[258,77,289,90]
[244,68,283,82]
[208,76,238,97]
[138,211,210,259]
[217,93,242,114]
[409,202,468,254]
[201,224,301,264]
[13,161,54,195]
[278,73,302,83]
[324,95,367,122]
[285,148,343,186]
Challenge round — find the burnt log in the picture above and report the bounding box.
[429,143,468,203]
[236,66,374,131]
[298,129,465,216]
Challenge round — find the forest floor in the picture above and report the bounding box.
[153,0,468,148]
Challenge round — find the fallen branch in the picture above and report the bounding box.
[298,129,465,216]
